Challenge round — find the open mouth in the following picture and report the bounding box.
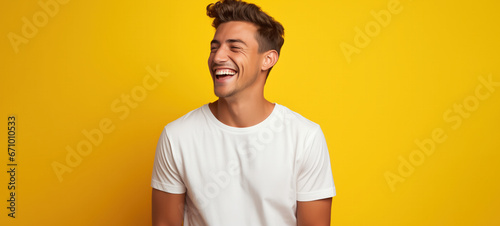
[214,69,237,80]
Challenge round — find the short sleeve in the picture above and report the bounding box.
[296,126,336,201]
[151,128,186,194]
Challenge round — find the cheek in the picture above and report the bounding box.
[246,58,260,73]
[207,55,213,67]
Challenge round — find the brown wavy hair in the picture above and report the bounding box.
[206,0,285,55]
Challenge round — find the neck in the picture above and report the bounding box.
[209,95,275,128]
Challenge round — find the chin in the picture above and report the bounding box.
[214,89,235,98]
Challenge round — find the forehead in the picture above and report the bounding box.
[213,21,258,44]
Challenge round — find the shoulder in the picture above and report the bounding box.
[275,104,327,156]
[275,104,322,134]
[163,104,210,136]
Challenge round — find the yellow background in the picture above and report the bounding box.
[1,0,499,225]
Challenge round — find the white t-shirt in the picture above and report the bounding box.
[151,103,335,225]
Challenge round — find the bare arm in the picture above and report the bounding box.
[152,188,185,226]
[297,198,332,226]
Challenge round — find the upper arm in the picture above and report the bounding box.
[151,129,186,193]
[152,188,185,226]
[297,126,335,201]
[297,198,332,226]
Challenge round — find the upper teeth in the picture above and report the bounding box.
[215,70,236,76]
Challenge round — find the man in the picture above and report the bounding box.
[151,0,335,225]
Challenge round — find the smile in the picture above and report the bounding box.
[215,69,237,80]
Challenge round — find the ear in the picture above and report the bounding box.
[261,50,279,71]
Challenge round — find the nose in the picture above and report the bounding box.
[213,46,229,63]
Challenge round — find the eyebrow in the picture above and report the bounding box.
[210,39,248,46]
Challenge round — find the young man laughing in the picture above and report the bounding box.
[152,0,335,225]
